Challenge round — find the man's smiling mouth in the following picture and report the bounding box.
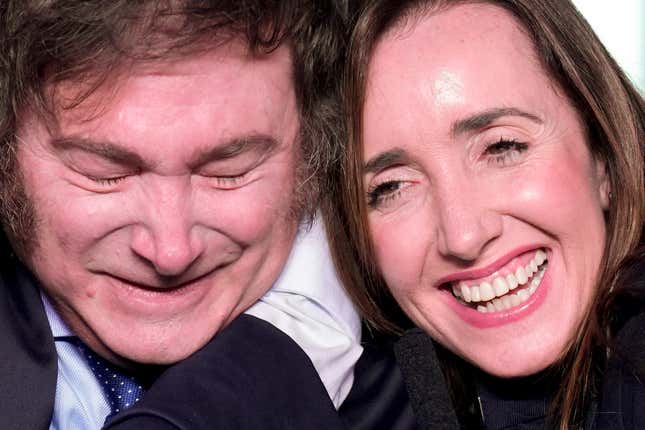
[450,249,548,313]
[105,271,214,293]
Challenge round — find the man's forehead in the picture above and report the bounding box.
[50,40,294,109]
[20,40,300,169]
[48,41,295,123]
[128,37,294,79]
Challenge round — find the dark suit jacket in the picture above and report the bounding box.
[110,320,422,430]
[105,315,345,429]
[0,262,57,430]
[339,331,418,430]
[1,257,417,430]
[0,262,343,429]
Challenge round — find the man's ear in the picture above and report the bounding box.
[594,157,610,210]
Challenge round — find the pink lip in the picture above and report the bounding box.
[102,271,214,313]
[444,256,550,328]
[99,260,228,292]
[107,273,202,292]
[435,244,544,287]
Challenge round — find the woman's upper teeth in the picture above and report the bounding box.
[452,249,547,303]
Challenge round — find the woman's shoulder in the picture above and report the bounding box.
[610,251,645,379]
[595,311,645,430]
[612,309,645,381]
[594,257,645,429]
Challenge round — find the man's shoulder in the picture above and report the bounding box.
[106,314,345,430]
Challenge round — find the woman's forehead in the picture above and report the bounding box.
[362,3,555,140]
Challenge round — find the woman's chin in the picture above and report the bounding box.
[466,347,562,379]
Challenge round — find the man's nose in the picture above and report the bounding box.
[434,178,502,262]
[130,177,204,276]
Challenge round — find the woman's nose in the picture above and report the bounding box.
[434,180,503,262]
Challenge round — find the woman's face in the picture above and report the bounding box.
[362,3,610,377]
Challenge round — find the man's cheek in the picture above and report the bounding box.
[30,191,132,259]
[196,181,294,241]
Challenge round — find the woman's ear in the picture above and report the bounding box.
[595,157,611,210]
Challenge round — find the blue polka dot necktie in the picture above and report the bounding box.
[74,341,146,419]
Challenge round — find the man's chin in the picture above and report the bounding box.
[93,326,221,368]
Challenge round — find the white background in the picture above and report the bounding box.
[572,0,645,92]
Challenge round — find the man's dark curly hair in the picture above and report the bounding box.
[0,0,347,261]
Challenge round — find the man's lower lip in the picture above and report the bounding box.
[106,275,204,298]
[103,274,211,314]
[446,263,550,328]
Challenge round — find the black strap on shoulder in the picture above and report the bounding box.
[394,329,461,430]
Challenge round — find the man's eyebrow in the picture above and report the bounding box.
[451,107,542,137]
[190,134,278,168]
[363,148,408,174]
[51,136,145,167]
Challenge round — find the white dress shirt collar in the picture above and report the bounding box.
[246,213,363,408]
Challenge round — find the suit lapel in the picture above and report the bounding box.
[0,262,57,429]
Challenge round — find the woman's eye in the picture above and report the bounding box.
[367,180,405,209]
[484,138,528,165]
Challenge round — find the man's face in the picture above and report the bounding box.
[15,41,300,366]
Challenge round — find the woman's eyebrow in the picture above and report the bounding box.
[451,107,542,137]
[363,109,541,174]
[363,148,408,174]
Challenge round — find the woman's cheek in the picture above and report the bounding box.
[370,208,433,293]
